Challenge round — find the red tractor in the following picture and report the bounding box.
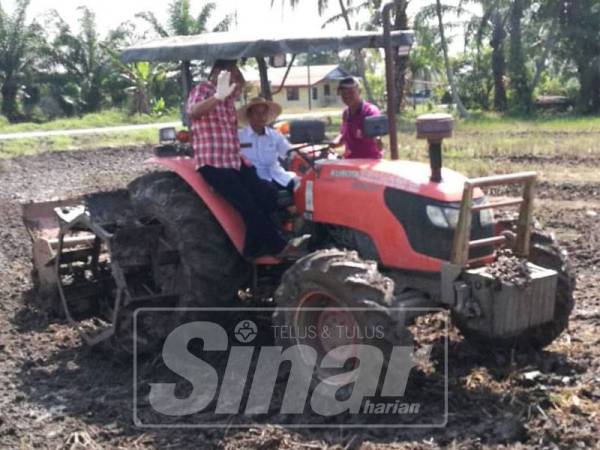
[22,5,573,363]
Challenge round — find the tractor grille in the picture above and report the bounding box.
[383,188,494,261]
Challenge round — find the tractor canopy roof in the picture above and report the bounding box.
[120,29,414,63]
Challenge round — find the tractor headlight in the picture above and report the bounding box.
[444,208,460,228]
[479,208,495,227]
[426,205,460,229]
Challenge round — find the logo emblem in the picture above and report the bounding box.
[234,320,258,343]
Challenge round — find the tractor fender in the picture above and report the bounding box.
[144,156,245,254]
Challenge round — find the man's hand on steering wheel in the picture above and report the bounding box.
[286,143,337,168]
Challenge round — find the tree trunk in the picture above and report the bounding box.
[393,0,409,113]
[1,78,20,122]
[129,87,151,115]
[337,0,375,104]
[530,33,557,93]
[490,11,507,111]
[435,0,469,118]
[577,62,600,114]
[508,0,531,113]
[84,79,103,113]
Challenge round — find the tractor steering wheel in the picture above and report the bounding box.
[286,143,336,168]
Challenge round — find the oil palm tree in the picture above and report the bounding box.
[282,0,418,112]
[463,0,510,111]
[45,7,129,113]
[272,0,378,105]
[434,0,469,117]
[0,0,44,121]
[136,0,232,38]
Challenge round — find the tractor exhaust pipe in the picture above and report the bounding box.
[416,113,454,183]
[428,140,443,183]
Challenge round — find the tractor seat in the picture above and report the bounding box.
[277,189,294,208]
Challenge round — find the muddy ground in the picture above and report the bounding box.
[0,146,599,449]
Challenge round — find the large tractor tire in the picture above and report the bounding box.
[273,249,412,382]
[109,171,251,353]
[454,228,575,351]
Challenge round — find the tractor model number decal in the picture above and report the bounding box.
[330,169,360,178]
[305,180,314,212]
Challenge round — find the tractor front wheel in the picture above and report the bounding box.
[273,249,412,383]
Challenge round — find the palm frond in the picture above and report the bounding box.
[195,2,216,34]
[6,0,30,63]
[135,11,169,37]
[212,13,233,33]
[321,12,346,28]
[415,3,457,23]
[0,6,7,50]
[472,9,491,46]
[168,0,194,36]
[317,0,330,17]
[321,1,370,28]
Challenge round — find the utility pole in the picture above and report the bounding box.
[307,55,312,111]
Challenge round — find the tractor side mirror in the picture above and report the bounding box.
[269,54,287,68]
[363,115,389,138]
[289,120,326,144]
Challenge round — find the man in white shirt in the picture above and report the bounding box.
[237,97,297,191]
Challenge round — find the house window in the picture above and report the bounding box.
[324,83,331,96]
[312,87,318,100]
[286,87,299,101]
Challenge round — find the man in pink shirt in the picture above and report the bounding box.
[331,77,383,159]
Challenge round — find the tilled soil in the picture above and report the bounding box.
[1,146,599,449]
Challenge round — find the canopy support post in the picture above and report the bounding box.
[383,1,399,160]
[181,61,193,127]
[257,57,272,101]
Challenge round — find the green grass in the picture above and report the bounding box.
[0,109,179,134]
[0,106,339,134]
[2,108,599,183]
[375,111,600,179]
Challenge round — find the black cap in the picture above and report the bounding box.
[337,76,359,90]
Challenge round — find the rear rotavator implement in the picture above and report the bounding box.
[23,190,176,349]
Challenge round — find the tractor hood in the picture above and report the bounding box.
[120,29,414,63]
[316,159,483,203]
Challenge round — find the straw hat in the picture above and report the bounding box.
[237,97,283,126]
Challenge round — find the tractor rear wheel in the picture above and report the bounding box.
[273,249,412,383]
[454,228,575,351]
[109,171,251,353]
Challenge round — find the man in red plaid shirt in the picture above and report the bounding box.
[187,60,288,258]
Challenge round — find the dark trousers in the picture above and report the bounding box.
[273,179,295,192]
[199,164,286,258]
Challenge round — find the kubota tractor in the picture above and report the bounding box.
[22,4,574,366]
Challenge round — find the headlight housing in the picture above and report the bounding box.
[426,204,495,229]
[479,207,495,227]
[426,205,460,229]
